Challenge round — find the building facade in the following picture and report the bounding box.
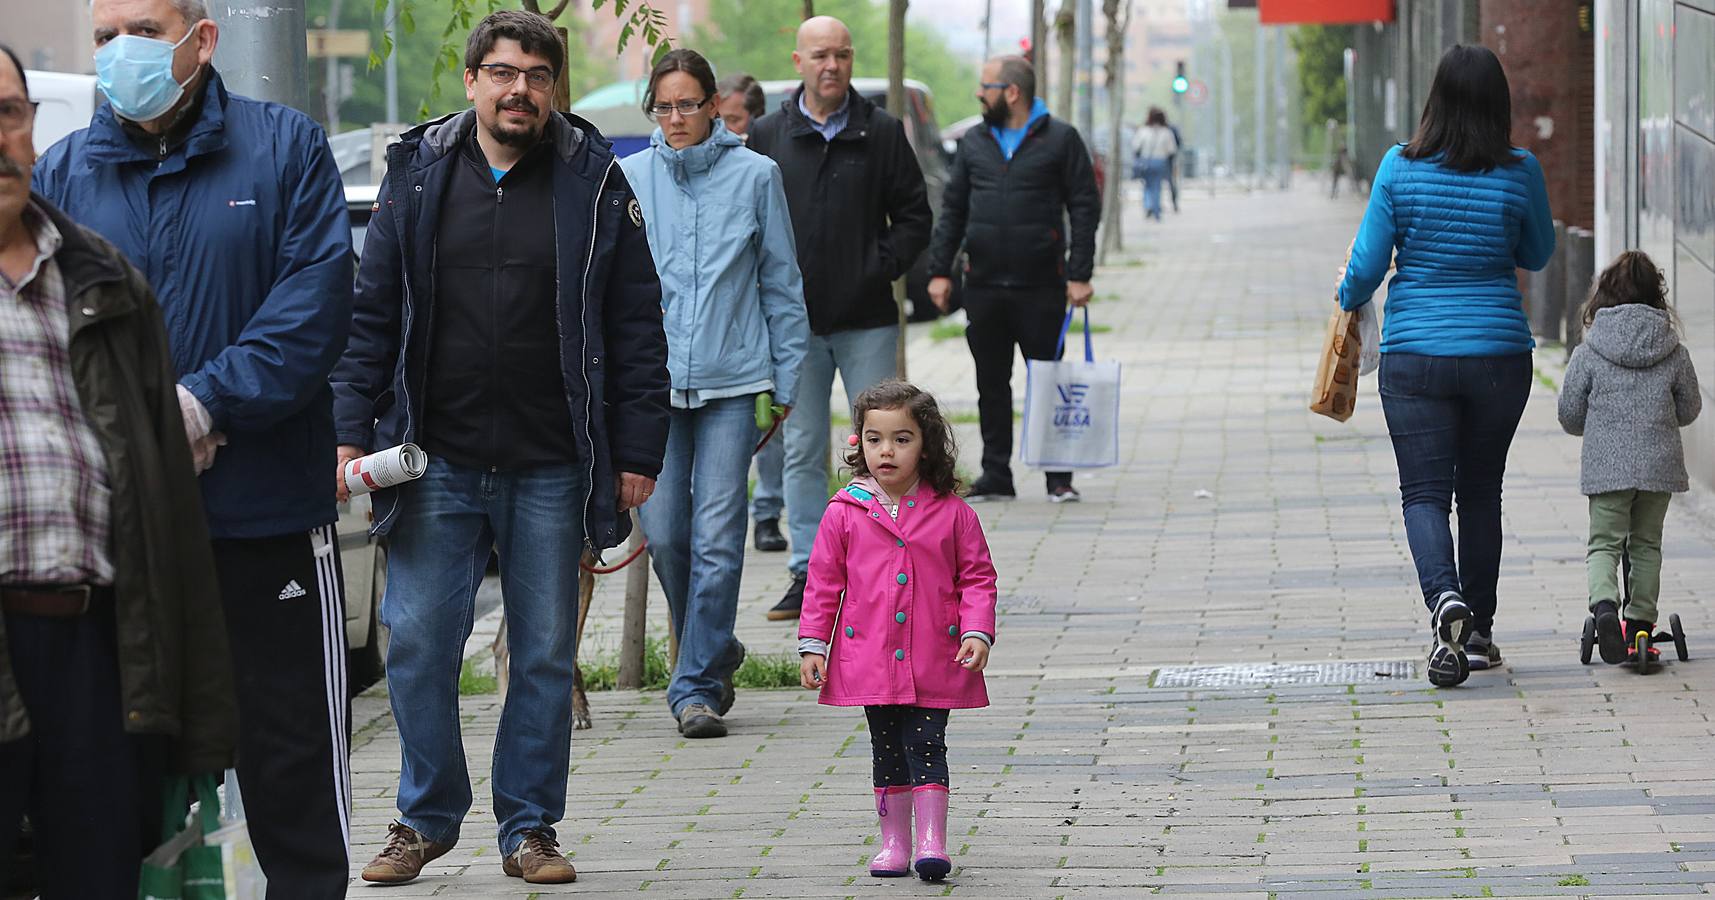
[1596,0,1715,489]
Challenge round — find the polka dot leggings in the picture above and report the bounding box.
[864,705,950,788]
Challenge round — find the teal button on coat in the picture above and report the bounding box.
[619,120,809,406]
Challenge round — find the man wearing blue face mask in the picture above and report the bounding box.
[32,0,354,896]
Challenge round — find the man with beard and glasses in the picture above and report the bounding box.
[332,9,668,887]
[927,55,1100,504]
[33,0,353,893]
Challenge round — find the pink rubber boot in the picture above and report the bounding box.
[911,785,951,881]
[869,787,912,877]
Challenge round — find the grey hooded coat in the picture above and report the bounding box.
[1558,304,1702,495]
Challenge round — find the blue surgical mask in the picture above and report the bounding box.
[94,28,199,123]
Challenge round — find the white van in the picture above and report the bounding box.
[25,70,390,688]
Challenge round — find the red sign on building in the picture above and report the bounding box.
[1257,0,1394,24]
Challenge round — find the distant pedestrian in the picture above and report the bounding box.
[1330,144,1350,198]
[748,16,932,622]
[716,72,765,139]
[1166,119,1182,212]
[1336,45,1555,687]
[621,49,808,739]
[1130,107,1174,221]
[929,54,1100,504]
[797,381,998,883]
[716,71,791,553]
[1558,251,1701,666]
[0,45,236,898]
[34,0,355,891]
[334,10,668,886]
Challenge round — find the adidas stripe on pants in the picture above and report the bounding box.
[213,525,351,898]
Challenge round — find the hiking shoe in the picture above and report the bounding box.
[1047,484,1082,504]
[1427,592,1471,687]
[361,822,453,884]
[502,829,576,884]
[766,573,805,621]
[965,478,1016,503]
[678,703,728,739]
[1465,632,1501,670]
[753,518,787,552]
[719,643,746,716]
[1593,600,1626,664]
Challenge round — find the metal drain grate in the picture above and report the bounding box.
[1151,660,1415,688]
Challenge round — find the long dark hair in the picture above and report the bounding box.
[1582,250,1678,329]
[843,381,962,497]
[1402,44,1520,172]
[643,48,718,117]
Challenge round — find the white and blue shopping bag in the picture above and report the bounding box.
[1019,307,1122,469]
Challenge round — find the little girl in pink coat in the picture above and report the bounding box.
[797,381,999,882]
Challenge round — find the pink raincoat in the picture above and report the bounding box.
[799,482,999,709]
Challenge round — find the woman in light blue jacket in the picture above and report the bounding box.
[620,48,809,739]
[1337,45,1554,689]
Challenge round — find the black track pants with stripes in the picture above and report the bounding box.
[214,525,351,899]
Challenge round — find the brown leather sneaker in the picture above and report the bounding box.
[502,829,577,884]
[360,821,453,884]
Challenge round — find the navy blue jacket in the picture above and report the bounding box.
[330,109,669,551]
[34,71,353,539]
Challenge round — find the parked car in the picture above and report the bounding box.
[24,70,98,155]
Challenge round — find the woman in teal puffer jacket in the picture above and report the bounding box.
[619,49,810,739]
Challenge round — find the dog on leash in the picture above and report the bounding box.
[490,549,598,730]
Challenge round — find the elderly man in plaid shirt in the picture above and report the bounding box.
[0,45,236,897]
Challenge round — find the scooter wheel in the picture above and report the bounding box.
[1670,614,1688,662]
[1580,616,1596,665]
[1635,630,1653,676]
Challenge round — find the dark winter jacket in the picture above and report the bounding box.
[33,70,354,540]
[928,109,1101,289]
[747,87,932,336]
[1558,304,1702,495]
[0,197,237,774]
[330,109,670,551]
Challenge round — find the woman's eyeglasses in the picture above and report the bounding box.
[648,97,710,120]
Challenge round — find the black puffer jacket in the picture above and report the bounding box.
[747,87,931,335]
[927,111,1101,289]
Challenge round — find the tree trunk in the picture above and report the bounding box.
[888,0,909,378]
[1031,0,1047,100]
[802,0,815,19]
[1098,0,1132,264]
[1054,7,1075,119]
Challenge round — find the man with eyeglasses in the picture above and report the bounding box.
[0,44,236,897]
[32,0,354,894]
[333,9,668,886]
[746,15,932,621]
[926,55,1101,504]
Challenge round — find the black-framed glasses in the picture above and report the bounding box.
[0,99,37,134]
[478,63,555,91]
[647,97,710,120]
[979,82,1010,91]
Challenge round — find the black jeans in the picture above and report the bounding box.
[1378,352,1532,635]
[964,286,1073,492]
[0,598,166,900]
[865,706,950,788]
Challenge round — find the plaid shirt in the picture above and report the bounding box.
[0,202,115,585]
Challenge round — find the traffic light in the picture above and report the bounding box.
[1171,60,1189,94]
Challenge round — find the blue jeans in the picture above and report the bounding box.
[1141,158,1170,220]
[785,324,900,574]
[750,431,785,523]
[1378,352,1531,635]
[638,395,757,715]
[382,457,585,855]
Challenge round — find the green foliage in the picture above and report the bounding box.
[458,656,498,694]
[579,636,802,691]
[690,0,978,130]
[1289,24,1353,137]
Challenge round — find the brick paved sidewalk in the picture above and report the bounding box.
[345,179,1715,898]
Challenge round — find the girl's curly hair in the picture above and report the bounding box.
[1582,250,1677,330]
[842,381,962,497]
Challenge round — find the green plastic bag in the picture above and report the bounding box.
[139,774,227,900]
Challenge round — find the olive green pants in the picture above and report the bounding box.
[1587,490,1673,624]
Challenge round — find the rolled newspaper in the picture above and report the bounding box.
[343,443,429,497]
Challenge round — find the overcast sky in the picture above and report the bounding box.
[912,0,1058,63]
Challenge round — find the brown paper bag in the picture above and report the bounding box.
[1309,308,1362,421]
